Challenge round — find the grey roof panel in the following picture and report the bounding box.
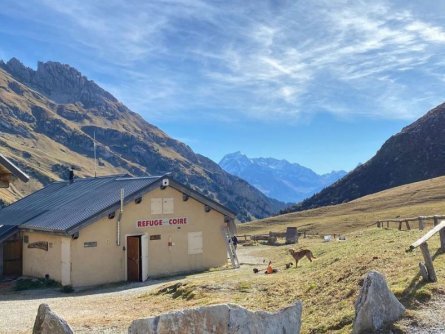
[0,175,162,233]
[0,174,236,235]
[0,225,18,243]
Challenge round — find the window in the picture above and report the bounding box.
[163,198,174,214]
[151,198,162,214]
[188,232,203,255]
[150,235,161,240]
[151,197,174,214]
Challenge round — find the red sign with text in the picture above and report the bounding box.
[137,217,188,228]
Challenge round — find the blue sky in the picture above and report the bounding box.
[1,1,445,173]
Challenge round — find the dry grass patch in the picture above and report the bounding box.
[143,228,444,333]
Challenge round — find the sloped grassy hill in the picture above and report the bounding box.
[0,58,284,221]
[241,174,445,235]
[284,101,445,213]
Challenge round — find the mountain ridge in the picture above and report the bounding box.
[0,58,285,221]
[219,151,346,203]
[283,101,445,213]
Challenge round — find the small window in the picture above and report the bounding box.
[135,197,142,204]
[150,235,161,241]
[23,235,29,243]
[84,241,97,248]
[163,198,174,214]
[188,232,203,255]
[108,212,115,219]
[151,198,162,214]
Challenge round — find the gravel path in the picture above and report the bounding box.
[0,279,176,333]
[0,247,259,333]
[400,295,445,334]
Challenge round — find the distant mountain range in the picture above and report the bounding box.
[283,101,445,213]
[219,152,347,203]
[0,58,285,221]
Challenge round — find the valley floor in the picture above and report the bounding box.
[0,228,444,333]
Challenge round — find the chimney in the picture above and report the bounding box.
[69,167,74,184]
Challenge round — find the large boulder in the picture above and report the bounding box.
[128,302,302,334]
[353,271,405,334]
[33,303,73,334]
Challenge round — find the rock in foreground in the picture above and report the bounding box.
[129,302,302,334]
[353,271,405,334]
[33,303,73,334]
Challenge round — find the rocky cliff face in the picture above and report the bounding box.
[220,152,346,203]
[284,102,445,212]
[0,58,284,221]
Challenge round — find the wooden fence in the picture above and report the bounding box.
[237,229,342,245]
[376,215,445,230]
[405,220,445,282]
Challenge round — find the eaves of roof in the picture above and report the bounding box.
[0,154,30,182]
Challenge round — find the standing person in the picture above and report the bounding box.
[231,235,238,250]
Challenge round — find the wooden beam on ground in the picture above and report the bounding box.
[419,242,437,282]
[398,221,402,230]
[408,220,445,251]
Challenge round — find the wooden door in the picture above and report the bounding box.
[3,239,22,276]
[127,236,141,281]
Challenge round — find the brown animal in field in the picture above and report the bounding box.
[288,249,316,267]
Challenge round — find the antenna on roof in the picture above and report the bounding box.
[93,131,97,178]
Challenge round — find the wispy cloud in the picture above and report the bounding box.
[1,0,445,123]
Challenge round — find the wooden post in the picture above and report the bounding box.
[419,263,429,281]
[405,220,411,230]
[434,216,439,227]
[377,221,381,228]
[304,231,306,238]
[419,242,437,282]
[439,228,445,252]
[387,221,389,228]
[418,217,425,230]
[398,221,402,230]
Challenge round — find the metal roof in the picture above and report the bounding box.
[0,154,30,183]
[0,174,236,235]
[0,175,162,234]
[0,225,18,243]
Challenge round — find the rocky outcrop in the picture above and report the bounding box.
[33,304,73,334]
[353,271,405,334]
[128,302,302,334]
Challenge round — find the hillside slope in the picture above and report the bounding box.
[284,102,445,213]
[0,58,285,221]
[241,174,445,235]
[220,151,346,203]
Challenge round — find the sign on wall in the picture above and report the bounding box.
[28,241,49,251]
[137,217,188,228]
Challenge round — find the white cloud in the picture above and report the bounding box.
[2,0,445,122]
